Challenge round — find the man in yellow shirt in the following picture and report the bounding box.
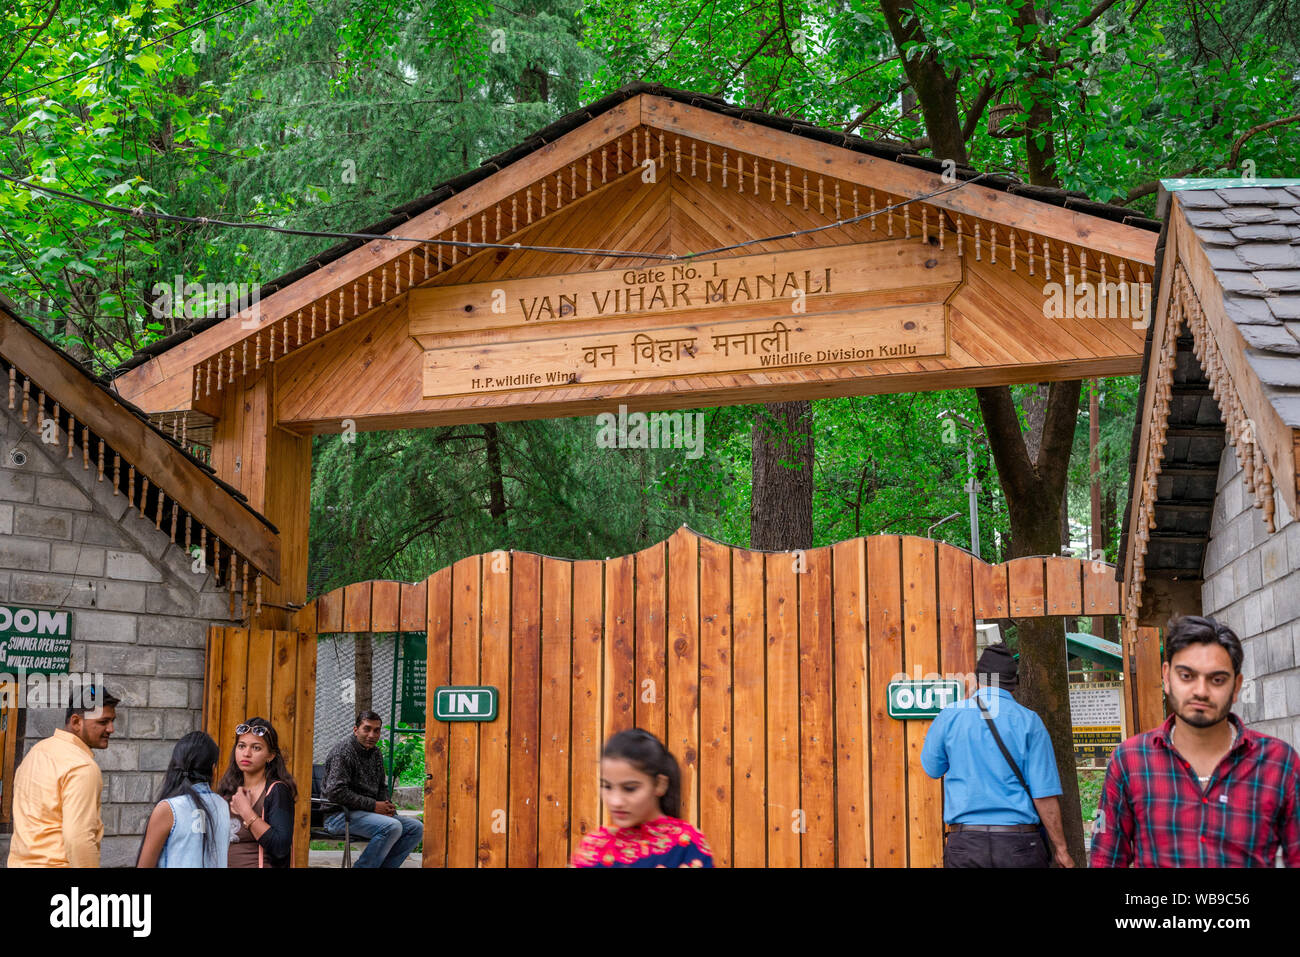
[7,685,119,868]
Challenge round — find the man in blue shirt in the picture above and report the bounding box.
[921,643,1074,868]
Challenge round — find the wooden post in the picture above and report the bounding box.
[209,367,310,628]
[0,679,18,824]
[1120,628,1137,743]
[1132,625,1164,733]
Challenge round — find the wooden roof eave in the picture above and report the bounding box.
[1171,200,1300,519]
[113,91,1159,417]
[1122,202,1300,629]
[1121,215,1182,630]
[639,94,1159,266]
[110,96,648,413]
[0,314,281,583]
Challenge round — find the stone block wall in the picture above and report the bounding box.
[1201,443,1300,751]
[1,404,242,866]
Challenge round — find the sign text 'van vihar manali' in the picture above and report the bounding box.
[410,239,959,400]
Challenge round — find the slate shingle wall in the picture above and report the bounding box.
[1202,443,1300,752]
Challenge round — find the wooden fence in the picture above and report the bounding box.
[290,527,1127,867]
[202,628,317,867]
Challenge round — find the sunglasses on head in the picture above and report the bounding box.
[235,724,268,736]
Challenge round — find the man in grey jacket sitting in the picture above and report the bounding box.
[323,710,423,867]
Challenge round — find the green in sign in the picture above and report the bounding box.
[433,686,498,722]
[887,679,963,719]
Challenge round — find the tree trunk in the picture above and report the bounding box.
[1102,470,1121,644]
[1060,484,1070,553]
[750,401,814,550]
[977,455,999,560]
[63,318,90,364]
[484,422,508,529]
[743,16,817,553]
[354,633,373,716]
[1011,1,1061,188]
[873,0,1086,864]
[977,381,1086,865]
[878,0,966,160]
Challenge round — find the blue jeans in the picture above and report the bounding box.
[325,809,423,868]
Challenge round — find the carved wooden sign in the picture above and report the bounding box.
[411,239,958,400]
[409,239,958,338]
[422,305,945,398]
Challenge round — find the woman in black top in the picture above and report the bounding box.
[217,716,297,868]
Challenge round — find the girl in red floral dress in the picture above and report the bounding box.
[570,728,714,868]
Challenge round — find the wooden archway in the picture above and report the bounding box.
[285,527,1151,867]
[113,89,1158,634]
[129,89,1167,865]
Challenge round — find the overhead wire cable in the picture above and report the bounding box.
[0,169,995,262]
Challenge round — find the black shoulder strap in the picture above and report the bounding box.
[974,694,1033,800]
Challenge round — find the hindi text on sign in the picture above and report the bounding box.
[427,306,946,399]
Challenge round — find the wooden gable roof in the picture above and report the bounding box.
[0,298,280,606]
[109,82,1160,427]
[1118,181,1300,630]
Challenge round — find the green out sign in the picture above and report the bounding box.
[433,686,498,722]
[0,604,72,675]
[887,679,963,719]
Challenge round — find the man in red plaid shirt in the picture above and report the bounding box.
[1091,616,1300,867]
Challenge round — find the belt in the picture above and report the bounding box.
[946,824,1039,833]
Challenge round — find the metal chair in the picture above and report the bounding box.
[310,763,354,868]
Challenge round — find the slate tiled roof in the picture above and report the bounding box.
[1176,184,1300,426]
[1117,182,1300,584]
[110,81,1162,377]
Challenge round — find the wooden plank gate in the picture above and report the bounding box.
[202,628,317,867]
[290,526,1141,867]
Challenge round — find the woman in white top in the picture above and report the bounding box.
[136,731,231,868]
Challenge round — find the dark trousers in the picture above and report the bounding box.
[943,829,1050,868]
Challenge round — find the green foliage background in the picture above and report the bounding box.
[0,0,1294,591]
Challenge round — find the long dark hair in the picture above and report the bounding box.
[216,716,299,802]
[137,731,220,865]
[602,728,682,818]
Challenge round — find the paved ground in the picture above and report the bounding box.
[1,822,1091,866]
[308,807,423,868]
[308,848,421,868]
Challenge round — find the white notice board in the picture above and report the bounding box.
[1070,679,1126,760]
